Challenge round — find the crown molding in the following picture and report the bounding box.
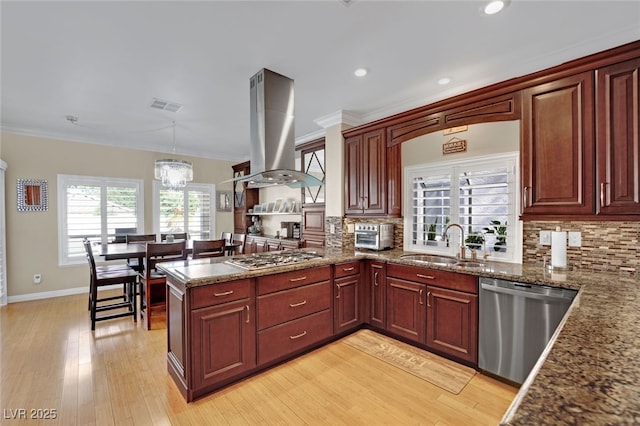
[313,110,364,129]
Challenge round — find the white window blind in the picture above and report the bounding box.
[58,175,144,265]
[154,182,214,240]
[405,153,520,262]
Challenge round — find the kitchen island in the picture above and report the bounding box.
[158,248,640,423]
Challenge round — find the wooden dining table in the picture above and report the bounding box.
[97,240,241,261]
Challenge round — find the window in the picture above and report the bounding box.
[153,182,215,240]
[58,175,144,265]
[404,153,521,262]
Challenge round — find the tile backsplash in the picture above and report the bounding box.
[523,221,640,275]
[326,216,639,275]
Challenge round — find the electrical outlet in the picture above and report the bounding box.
[539,230,551,246]
[347,223,355,234]
[329,223,336,234]
[33,274,42,284]
[568,231,582,247]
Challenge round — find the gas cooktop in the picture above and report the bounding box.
[225,250,323,270]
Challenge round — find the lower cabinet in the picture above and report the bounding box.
[334,261,363,334]
[386,277,426,344]
[426,286,478,364]
[367,261,386,329]
[256,266,332,366]
[385,263,478,363]
[191,299,255,391]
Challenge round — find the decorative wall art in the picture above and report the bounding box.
[17,179,48,212]
[216,190,232,212]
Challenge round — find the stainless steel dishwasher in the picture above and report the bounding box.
[478,277,577,384]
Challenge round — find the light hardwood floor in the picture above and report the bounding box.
[0,290,518,425]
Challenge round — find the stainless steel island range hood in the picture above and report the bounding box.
[232,68,323,189]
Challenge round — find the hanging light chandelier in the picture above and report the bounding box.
[154,121,193,190]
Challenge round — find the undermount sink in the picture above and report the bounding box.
[400,254,484,268]
[400,254,458,266]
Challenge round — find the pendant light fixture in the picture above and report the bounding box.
[154,121,193,190]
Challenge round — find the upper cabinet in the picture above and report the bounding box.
[232,161,260,234]
[521,71,595,216]
[344,129,401,217]
[596,58,640,215]
[297,138,326,247]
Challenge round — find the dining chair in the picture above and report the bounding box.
[140,240,187,330]
[161,232,188,241]
[231,233,246,255]
[83,239,138,330]
[83,238,131,310]
[125,234,157,273]
[220,231,232,244]
[191,239,226,259]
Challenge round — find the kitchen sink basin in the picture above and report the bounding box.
[400,254,485,268]
[399,254,458,266]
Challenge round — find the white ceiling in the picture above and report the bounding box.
[1,1,639,162]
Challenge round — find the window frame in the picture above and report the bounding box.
[57,174,144,266]
[403,152,522,263]
[152,181,216,241]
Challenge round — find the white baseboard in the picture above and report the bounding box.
[7,284,123,304]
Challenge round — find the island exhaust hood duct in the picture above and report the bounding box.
[232,68,323,189]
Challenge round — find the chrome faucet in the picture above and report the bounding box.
[442,223,466,259]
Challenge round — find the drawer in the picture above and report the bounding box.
[334,260,361,278]
[387,263,478,294]
[257,309,332,366]
[257,266,331,295]
[257,281,331,330]
[191,279,252,309]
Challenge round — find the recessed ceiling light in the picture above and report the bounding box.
[438,77,451,85]
[483,0,506,15]
[354,68,368,77]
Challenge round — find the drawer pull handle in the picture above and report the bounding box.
[343,267,355,272]
[290,331,307,340]
[214,290,234,297]
[289,300,307,308]
[245,305,250,323]
[289,276,307,282]
[416,274,435,280]
[426,291,432,308]
[419,289,424,305]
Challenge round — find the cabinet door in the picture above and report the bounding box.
[334,274,362,334]
[426,286,478,364]
[191,300,255,391]
[344,129,387,215]
[368,261,386,329]
[386,277,426,344]
[521,71,595,215]
[362,129,387,214]
[596,58,640,215]
[344,135,364,214]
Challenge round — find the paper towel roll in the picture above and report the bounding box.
[551,230,567,268]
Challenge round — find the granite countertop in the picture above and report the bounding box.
[158,248,640,424]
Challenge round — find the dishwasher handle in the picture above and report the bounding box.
[481,282,575,302]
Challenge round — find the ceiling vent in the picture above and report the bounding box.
[150,98,183,113]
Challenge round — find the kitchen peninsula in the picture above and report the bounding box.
[158,248,640,424]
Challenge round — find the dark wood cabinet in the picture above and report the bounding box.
[426,286,478,364]
[166,277,255,401]
[333,261,362,334]
[301,205,326,248]
[344,129,388,216]
[232,161,259,234]
[386,277,426,344]
[596,58,640,215]
[191,298,255,391]
[367,260,386,329]
[385,263,478,363]
[256,266,332,366]
[521,71,595,216]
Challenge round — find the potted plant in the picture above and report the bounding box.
[427,217,439,242]
[464,233,485,251]
[483,220,507,252]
